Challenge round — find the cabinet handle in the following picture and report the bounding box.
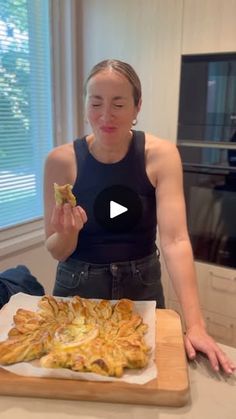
[209,271,236,293]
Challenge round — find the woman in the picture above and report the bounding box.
[44,59,235,374]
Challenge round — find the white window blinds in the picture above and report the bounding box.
[0,0,53,230]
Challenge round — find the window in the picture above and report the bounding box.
[0,0,54,231]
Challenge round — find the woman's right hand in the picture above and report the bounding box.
[45,204,88,261]
[51,203,87,235]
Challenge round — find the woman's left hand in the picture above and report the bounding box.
[184,324,236,374]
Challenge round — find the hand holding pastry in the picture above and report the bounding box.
[51,203,87,236]
[44,183,87,261]
[52,183,87,235]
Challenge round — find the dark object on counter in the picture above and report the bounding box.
[0,265,45,309]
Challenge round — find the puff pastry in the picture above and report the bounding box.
[0,296,151,377]
[54,183,76,207]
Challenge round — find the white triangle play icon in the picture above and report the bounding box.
[110,200,128,219]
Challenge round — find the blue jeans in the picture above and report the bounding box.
[53,252,165,308]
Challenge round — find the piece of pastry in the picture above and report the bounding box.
[54,183,76,207]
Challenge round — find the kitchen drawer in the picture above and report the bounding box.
[167,262,236,319]
[202,309,236,347]
[167,300,236,347]
[196,263,236,319]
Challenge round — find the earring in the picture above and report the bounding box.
[132,118,138,126]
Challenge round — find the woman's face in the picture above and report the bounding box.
[85,69,141,145]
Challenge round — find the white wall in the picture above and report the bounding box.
[182,0,236,54]
[79,0,183,142]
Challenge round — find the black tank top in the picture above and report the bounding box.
[70,130,157,263]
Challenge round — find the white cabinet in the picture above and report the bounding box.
[203,309,236,346]
[182,0,236,54]
[164,261,236,346]
[198,267,236,319]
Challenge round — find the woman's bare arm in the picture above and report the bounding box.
[155,141,204,328]
[43,145,87,261]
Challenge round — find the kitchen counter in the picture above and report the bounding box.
[0,343,235,419]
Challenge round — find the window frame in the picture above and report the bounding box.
[0,0,81,258]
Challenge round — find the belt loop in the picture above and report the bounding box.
[131,260,137,275]
[84,263,89,279]
[110,263,118,277]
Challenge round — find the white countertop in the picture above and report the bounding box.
[0,343,235,419]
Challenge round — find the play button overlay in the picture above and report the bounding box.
[94,185,142,232]
[110,201,128,219]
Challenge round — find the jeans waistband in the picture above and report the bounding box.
[63,250,160,275]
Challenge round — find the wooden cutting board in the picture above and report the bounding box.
[0,309,190,406]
